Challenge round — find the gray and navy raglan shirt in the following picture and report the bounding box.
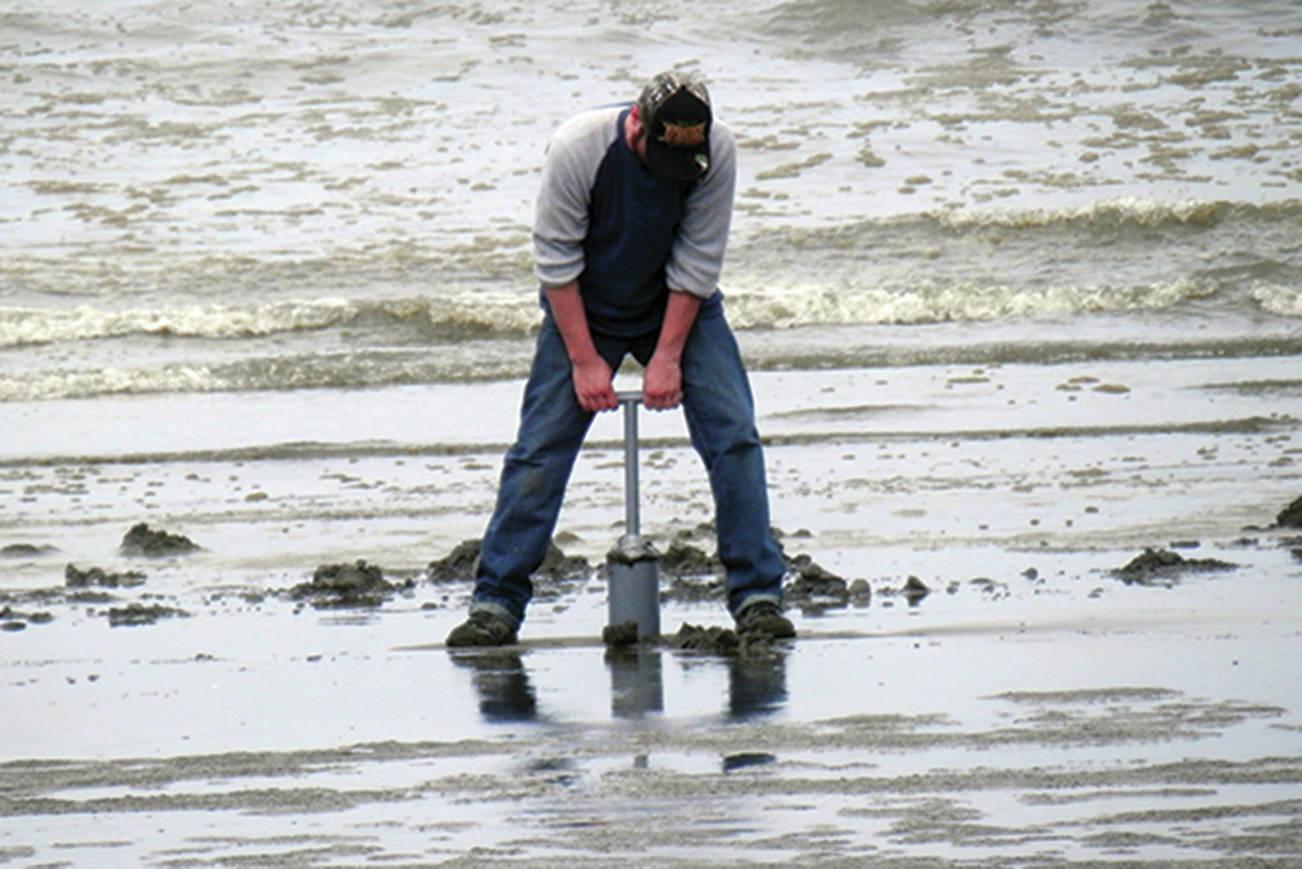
[532,104,736,337]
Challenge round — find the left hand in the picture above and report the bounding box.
[642,353,682,410]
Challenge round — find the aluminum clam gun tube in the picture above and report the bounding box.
[617,389,641,535]
[607,389,660,638]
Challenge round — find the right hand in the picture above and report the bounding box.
[642,352,682,411]
[571,356,617,413]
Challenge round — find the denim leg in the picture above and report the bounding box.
[679,307,786,616]
[471,319,598,627]
[472,319,634,627]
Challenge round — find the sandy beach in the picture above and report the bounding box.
[3,358,1300,867]
[3,0,1301,863]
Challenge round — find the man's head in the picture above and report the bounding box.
[635,70,712,181]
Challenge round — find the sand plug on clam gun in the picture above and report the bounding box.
[605,390,661,640]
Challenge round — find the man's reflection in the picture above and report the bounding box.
[727,650,788,720]
[605,641,788,721]
[605,646,664,718]
[453,641,788,725]
[450,650,538,722]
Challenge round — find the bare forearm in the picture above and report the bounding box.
[652,289,702,364]
[545,282,599,364]
[544,282,617,412]
[643,289,701,410]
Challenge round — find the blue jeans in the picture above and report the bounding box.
[470,303,785,628]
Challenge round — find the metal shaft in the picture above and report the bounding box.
[616,390,642,537]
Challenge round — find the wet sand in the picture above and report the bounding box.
[1,359,1300,866]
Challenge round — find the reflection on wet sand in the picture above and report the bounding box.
[450,650,538,722]
[728,653,788,721]
[451,646,789,724]
[606,647,664,718]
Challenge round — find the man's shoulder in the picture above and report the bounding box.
[710,116,734,146]
[548,104,625,155]
[707,116,736,162]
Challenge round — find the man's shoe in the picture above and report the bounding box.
[735,601,795,639]
[446,610,517,647]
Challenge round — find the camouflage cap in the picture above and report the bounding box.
[637,71,712,181]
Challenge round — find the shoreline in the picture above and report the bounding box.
[2,356,1299,865]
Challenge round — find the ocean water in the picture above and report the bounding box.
[3,11,1302,862]
[0,0,1298,409]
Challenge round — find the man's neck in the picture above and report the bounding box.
[623,109,646,162]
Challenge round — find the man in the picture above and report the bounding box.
[446,70,794,646]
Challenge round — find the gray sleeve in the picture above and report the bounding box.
[665,121,736,299]
[532,110,608,290]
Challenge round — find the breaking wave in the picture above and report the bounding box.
[931,198,1302,232]
[0,294,542,349]
[724,278,1221,329]
[1,268,1293,356]
[1250,283,1302,318]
